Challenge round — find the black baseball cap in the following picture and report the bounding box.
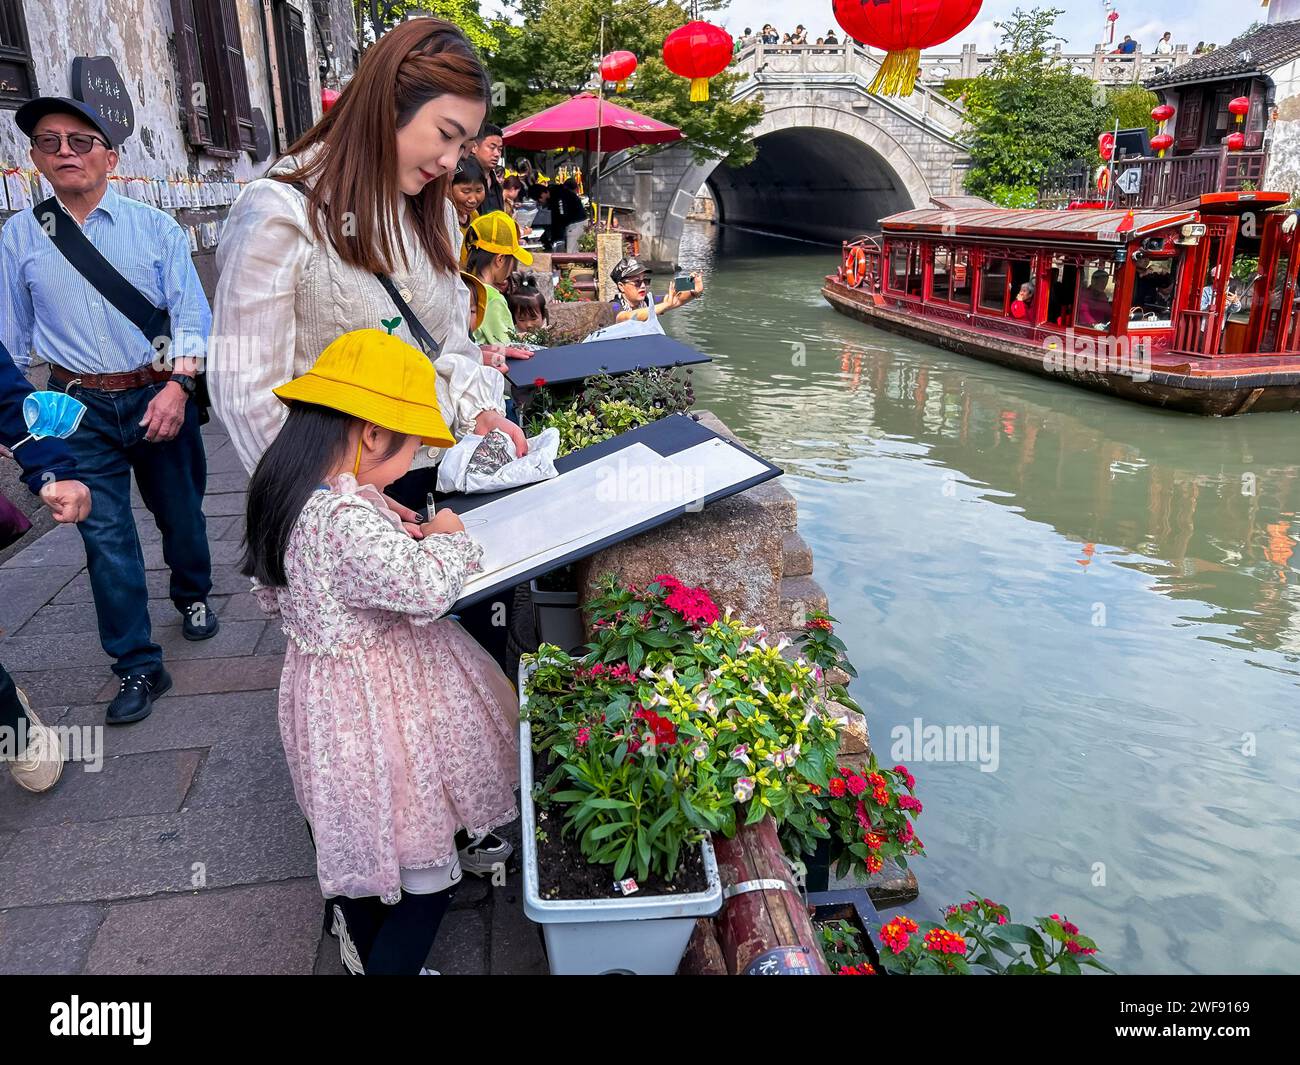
[610,256,649,283]
[15,97,115,146]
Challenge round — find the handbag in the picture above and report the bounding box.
[33,196,211,423]
[0,491,33,551]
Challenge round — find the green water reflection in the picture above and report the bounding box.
[663,222,1300,974]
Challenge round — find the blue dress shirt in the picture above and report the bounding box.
[0,186,211,373]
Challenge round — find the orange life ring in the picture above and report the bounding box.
[844,246,868,288]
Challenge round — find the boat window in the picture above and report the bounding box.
[1046,255,1078,326]
[887,242,921,295]
[932,245,951,300]
[1260,252,1292,351]
[1074,261,1116,331]
[979,258,1009,314]
[1130,255,1179,328]
[950,248,972,306]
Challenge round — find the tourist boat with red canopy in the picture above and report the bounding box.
[823,192,1300,415]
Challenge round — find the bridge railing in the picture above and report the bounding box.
[735,40,1193,91]
[733,41,968,139]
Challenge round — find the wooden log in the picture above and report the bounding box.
[711,817,832,975]
[677,917,728,976]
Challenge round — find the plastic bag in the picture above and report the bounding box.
[436,427,560,495]
[581,313,665,343]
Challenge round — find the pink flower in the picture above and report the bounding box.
[575,727,590,747]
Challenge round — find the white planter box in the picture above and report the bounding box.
[519,664,723,975]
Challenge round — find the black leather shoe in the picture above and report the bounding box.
[181,601,220,641]
[106,669,172,726]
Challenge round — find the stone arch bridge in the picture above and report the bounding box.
[599,42,972,265]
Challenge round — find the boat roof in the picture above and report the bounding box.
[880,207,1199,243]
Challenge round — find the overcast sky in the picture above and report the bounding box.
[480,1,1267,53]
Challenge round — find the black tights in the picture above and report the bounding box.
[0,662,30,737]
[334,887,457,975]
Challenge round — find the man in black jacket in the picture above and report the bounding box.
[0,342,92,792]
[529,181,589,252]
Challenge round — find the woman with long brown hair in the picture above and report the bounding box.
[210,18,526,489]
[210,18,524,972]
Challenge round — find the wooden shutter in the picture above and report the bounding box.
[274,1,315,144]
[1175,89,1204,151]
[170,0,212,146]
[1245,79,1267,151]
[0,0,37,105]
[215,0,256,151]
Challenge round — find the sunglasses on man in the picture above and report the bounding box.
[31,132,112,155]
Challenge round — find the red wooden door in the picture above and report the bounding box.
[1174,219,1236,355]
[1252,217,1300,352]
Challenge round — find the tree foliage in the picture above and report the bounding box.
[960,7,1105,206]
[484,0,763,166]
[353,1,500,52]
[1103,84,1159,138]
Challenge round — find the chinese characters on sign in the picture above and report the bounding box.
[71,55,135,145]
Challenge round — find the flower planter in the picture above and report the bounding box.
[807,888,890,975]
[519,664,724,975]
[528,577,586,653]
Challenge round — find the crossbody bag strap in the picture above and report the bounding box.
[34,196,172,346]
[286,180,442,358]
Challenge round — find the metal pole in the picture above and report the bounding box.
[594,14,605,219]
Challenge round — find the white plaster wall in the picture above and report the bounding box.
[1266,57,1300,196]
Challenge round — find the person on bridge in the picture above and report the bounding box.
[1155,32,1174,55]
[609,256,703,323]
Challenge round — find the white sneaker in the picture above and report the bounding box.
[459,831,513,877]
[327,903,365,976]
[7,690,63,794]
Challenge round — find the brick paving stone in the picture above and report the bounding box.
[84,880,325,976]
[141,539,244,570]
[184,725,295,809]
[0,565,83,637]
[0,903,105,975]
[93,654,285,701]
[57,691,278,757]
[205,443,250,475]
[0,830,13,864]
[0,522,84,570]
[0,749,203,832]
[199,494,248,517]
[3,620,265,671]
[207,592,265,622]
[204,472,250,495]
[53,565,252,605]
[254,623,287,656]
[9,666,113,709]
[0,800,316,908]
[426,908,488,975]
[137,513,239,545]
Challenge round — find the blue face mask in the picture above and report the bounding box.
[9,390,87,451]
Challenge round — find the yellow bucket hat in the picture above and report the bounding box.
[460,270,489,333]
[272,329,454,449]
[470,210,533,266]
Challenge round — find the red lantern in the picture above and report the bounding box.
[1150,132,1173,157]
[1107,11,1119,20]
[833,0,984,97]
[662,21,733,102]
[321,87,340,112]
[1226,131,1246,151]
[1151,103,1175,123]
[1228,96,1250,124]
[600,50,638,93]
[1098,132,1115,161]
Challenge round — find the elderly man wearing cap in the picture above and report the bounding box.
[610,256,703,323]
[0,96,215,726]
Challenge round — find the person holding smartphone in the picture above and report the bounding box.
[609,256,703,323]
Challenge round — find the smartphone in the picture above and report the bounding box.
[673,273,694,293]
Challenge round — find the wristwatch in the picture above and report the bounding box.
[169,373,197,398]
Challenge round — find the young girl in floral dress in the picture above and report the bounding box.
[242,329,518,975]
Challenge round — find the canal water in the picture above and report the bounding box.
[664,221,1300,975]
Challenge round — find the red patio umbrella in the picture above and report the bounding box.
[502,92,683,153]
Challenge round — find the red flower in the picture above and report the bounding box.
[898,795,922,814]
[863,832,885,851]
[896,820,915,845]
[854,801,870,829]
[1065,939,1097,956]
[828,777,846,798]
[837,963,876,975]
[804,616,833,632]
[633,706,677,746]
[893,765,916,790]
[653,574,683,590]
[843,773,867,797]
[575,727,590,747]
[533,377,546,388]
[879,916,918,954]
[866,854,883,874]
[808,783,822,795]
[924,928,967,956]
[664,584,720,626]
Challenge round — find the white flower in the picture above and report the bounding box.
[734,778,754,802]
[639,667,657,680]
[776,637,792,652]
[692,744,708,761]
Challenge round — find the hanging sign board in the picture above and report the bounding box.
[1116,167,1142,195]
[71,56,134,145]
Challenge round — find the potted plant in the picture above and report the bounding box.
[808,889,887,975]
[520,574,842,974]
[529,565,584,652]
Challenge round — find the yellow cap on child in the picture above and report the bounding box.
[272,329,455,449]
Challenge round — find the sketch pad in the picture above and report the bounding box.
[446,414,781,609]
[505,334,711,389]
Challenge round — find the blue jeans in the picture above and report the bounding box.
[49,378,211,677]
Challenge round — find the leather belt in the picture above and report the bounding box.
[48,362,172,392]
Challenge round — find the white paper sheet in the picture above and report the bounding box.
[456,437,772,600]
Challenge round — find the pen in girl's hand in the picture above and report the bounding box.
[427,492,436,523]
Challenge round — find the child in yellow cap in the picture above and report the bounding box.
[465,210,533,347]
[240,329,518,975]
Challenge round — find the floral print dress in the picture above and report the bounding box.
[255,475,519,904]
